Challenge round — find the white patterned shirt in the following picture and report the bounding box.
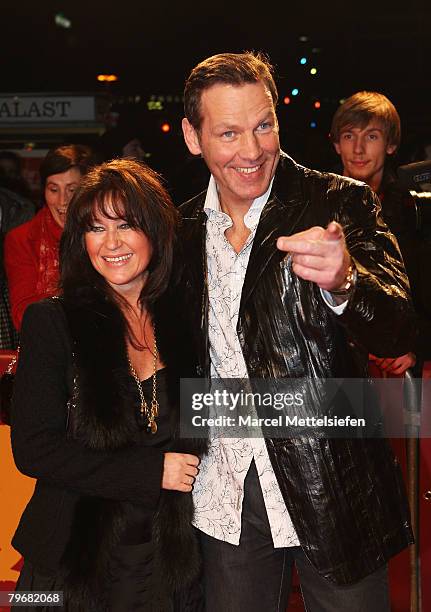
[191,175,348,547]
[191,175,300,547]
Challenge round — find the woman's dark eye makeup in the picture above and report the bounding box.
[88,218,130,232]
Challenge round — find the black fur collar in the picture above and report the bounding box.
[61,295,138,450]
[55,293,204,611]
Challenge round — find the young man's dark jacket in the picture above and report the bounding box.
[173,152,415,585]
[379,169,431,362]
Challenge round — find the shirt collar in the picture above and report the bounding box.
[203,175,274,230]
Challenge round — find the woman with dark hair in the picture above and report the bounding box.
[10,159,204,611]
[4,144,93,330]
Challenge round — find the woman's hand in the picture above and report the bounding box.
[162,453,200,492]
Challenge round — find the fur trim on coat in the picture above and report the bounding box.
[56,294,206,611]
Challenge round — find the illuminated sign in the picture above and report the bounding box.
[0,96,95,123]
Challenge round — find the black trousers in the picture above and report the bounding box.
[199,461,390,612]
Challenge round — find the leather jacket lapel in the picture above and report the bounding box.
[240,157,311,309]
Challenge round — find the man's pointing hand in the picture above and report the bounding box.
[276,221,351,292]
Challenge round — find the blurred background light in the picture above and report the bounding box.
[54,13,71,29]
[97,74,118,82]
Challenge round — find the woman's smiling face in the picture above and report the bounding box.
[84,197,153,297]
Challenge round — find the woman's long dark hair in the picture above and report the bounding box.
[60,159,178,312]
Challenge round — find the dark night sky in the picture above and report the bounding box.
[3,1,429,94]
[1,0,430,171]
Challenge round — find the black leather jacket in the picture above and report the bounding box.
[176,153,415,585]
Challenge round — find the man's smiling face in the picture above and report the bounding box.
[182,81,280,211]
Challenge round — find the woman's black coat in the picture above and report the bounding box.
[11,293,205,610]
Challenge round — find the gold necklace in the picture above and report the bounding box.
[128,327,159,434]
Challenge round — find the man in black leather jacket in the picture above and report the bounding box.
[177,52,415,612]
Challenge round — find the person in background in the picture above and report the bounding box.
[11,159,203,611]
[331,91,431,371]
[0,152,35,348]
[0,151,33,203]
[4,145,93,331]
[0,152,35,233]
[330,92,398,195]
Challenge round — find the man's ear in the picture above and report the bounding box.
[182,118,202,156]
[333,142,341,155]
[386,143,397,155]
